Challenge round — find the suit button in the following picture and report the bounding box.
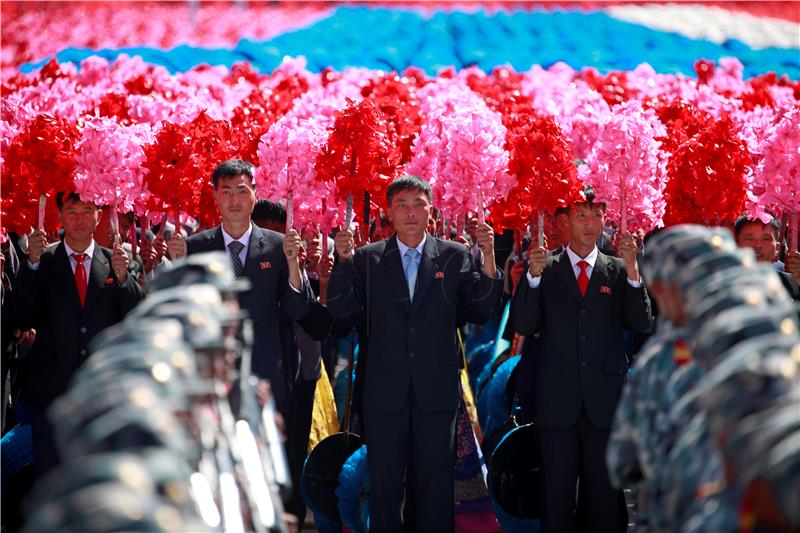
[580,309,587,315]
[409,352,415,359]
[581,362,587,368]
[80,327,87,333]
[580,335,587,342]
[80,349,87,356]
[409,328,415,335]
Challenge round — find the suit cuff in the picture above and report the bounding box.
[471,245,482,263]
[526,271,541,288]
[627,278,642,288]
[289,270,307,293]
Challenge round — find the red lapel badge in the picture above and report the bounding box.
[600,285,612,294]
[673,339,692,366]
[260,261,272,270]
[105,277,116,285]
[434,271,445,279]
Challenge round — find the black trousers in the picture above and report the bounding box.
[365,387,457,533]
[284,378,318,523]
[538,409,627,533]
[31,408,60,479]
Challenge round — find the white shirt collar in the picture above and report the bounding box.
[396,233,426,258]
[565,244,598,269]
[221,222,253,248]
[64,239,95,261]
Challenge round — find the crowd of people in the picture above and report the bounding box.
[1,158,799,532]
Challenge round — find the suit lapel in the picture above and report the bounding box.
[244,225,267,275]
[54,243,82,312]
[379,235,411,313]
[554,251,583,302]
[205,226,232,271]
[410,234,440,313]
[583,252,610,305]
[84,247,111,311]
[210,226,225,251]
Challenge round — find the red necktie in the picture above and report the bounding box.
[577,260,590,297]
[72,253,87,308]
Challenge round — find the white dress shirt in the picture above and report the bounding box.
[564,245,598,280]
[223,222,305,292]
[396,234,427,259]
[64,240,95,288]
[221,222,252,266]
[28,240,95,288]
[526,245,641,288]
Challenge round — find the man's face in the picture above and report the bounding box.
[567,203,605,250]
[95,208,114,248]
[254,218,284,233]
[58,198,99,243]
[650,280,686,324]
[555,212,571,246]
[387,189,432,240]
[372,220,394,241]
[95,208,132,247]
[214,174,256,227]
[118,214,132,239]
[737,222,779,263]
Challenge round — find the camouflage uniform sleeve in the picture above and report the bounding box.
[607,366,645,488]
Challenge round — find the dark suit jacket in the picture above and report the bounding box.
[327,234,503,412]
[186,224,313,404]
[12,242,145,409]
[778,270,800,300]
[511,250,651,429]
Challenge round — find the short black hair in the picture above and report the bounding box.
[56,191,90,210]
[252,200,286,225]
[211,159,255,188]
[733,214,780,240]
[565,184,606,213]
[386,175,432,206]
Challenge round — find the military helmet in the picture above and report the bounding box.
[149,251,250,294]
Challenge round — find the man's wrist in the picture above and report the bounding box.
[526,270,541,288]
[626,262,640,281]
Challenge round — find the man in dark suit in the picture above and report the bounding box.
[168,159,314,413]
[248,199,351,526]
[512,188,652,532]
[94,206,145,277]
[11,192,145,476]
[327,175,503,532]
[733,214,800,300]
